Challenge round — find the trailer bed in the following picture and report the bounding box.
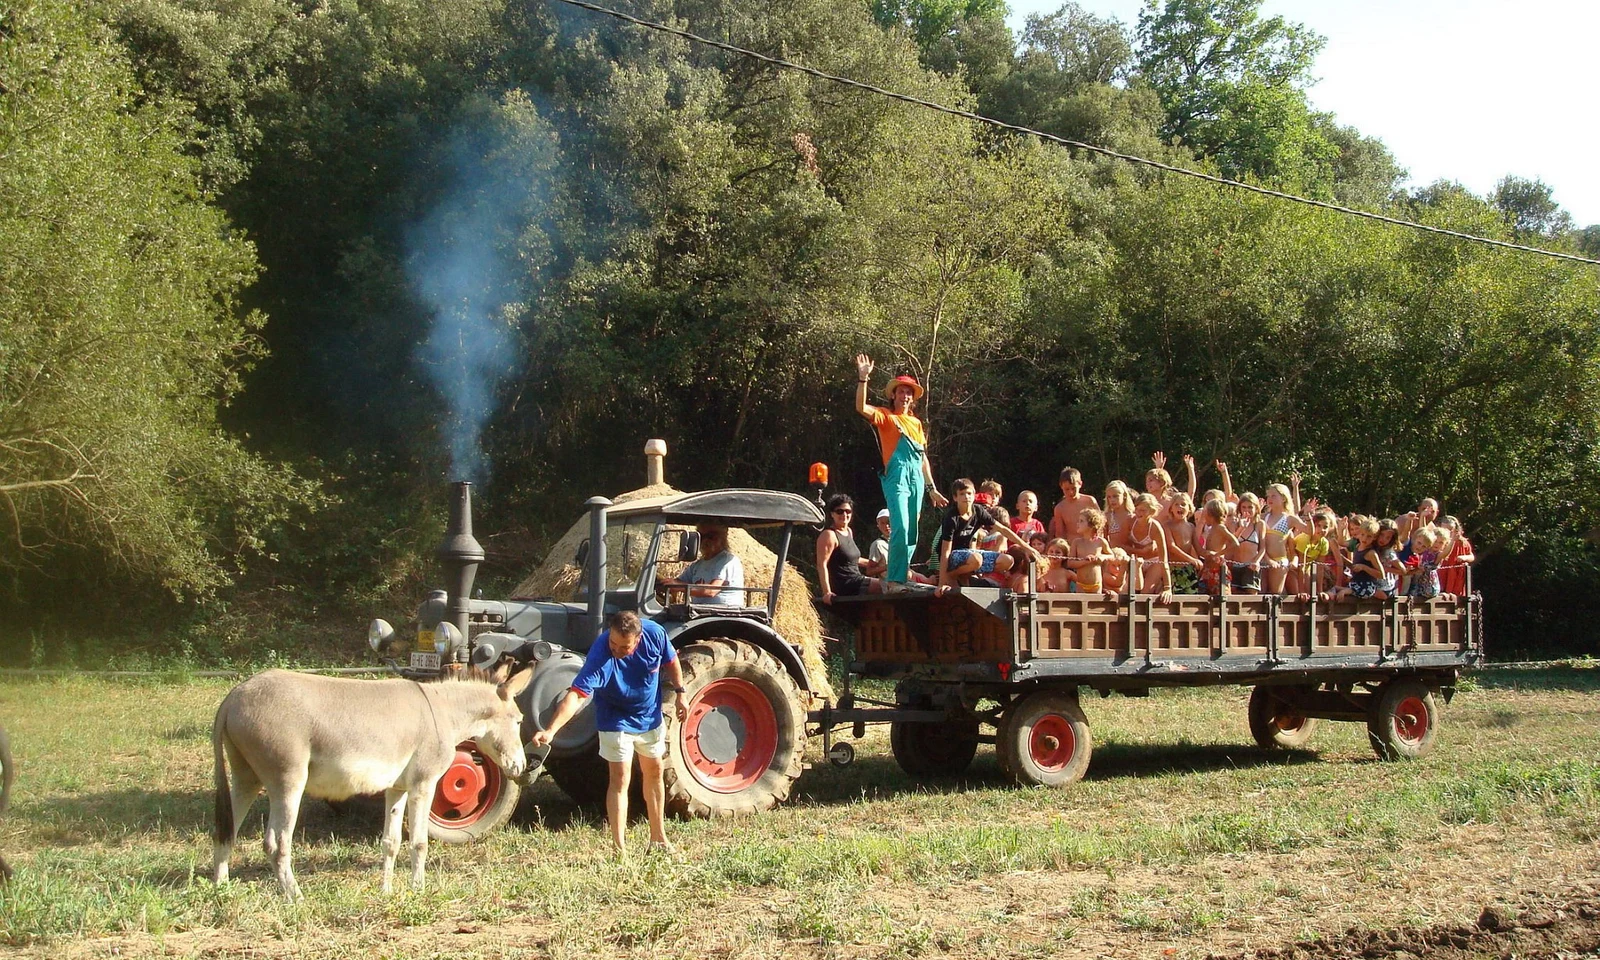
[841,588,1480,686]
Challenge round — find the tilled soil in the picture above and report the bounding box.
[1212,897,1600,960]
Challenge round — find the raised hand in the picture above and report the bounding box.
[854,354,874,379]
[1289,470,1302,486]
[1151,450,1167,470]
[1182,454,1195,472]
[1215,460,1229,476]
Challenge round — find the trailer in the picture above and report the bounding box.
[818,573,1482,784]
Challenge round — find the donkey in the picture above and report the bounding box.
[212,664,532,900]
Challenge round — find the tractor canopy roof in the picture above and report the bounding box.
[603,489,824,528]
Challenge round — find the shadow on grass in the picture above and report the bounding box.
[30,788,408,847]
[1473,665,1600,693]
[786,742,1316,807]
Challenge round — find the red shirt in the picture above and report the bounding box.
[1439,536,1473,596]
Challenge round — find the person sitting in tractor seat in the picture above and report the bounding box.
[663,525,744,605]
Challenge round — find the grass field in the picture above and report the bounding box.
[0,666,1596,958]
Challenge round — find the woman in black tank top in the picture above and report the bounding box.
[816,494,878,604]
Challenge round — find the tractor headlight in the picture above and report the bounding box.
[435,621,463,657]
[367,618,396,653]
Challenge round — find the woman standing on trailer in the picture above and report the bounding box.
[855,354,949,587]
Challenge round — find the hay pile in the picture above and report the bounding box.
[512,483,833,702]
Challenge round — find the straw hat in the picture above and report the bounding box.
[882,375,924,401]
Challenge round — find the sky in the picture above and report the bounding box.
[1004,0,1600,227]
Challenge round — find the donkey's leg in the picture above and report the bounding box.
[266,777,306,902]
[380,786,407,894]
[214,743,262,884]
[406,780,433,889]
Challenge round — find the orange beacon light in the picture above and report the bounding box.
[809,462,829,487]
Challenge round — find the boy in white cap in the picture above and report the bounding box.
[860,508,892,578]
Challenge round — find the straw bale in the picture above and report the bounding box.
[511,484,833,702]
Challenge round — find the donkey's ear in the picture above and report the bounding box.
[500,665,534,700]
[485,659,512,686]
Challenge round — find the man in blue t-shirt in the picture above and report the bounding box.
[532,610,688,855]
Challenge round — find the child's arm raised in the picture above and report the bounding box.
[1183,454,1197,500]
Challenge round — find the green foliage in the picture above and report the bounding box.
[1492,175,1575,240]
[0,0,317,599]
[1135,0,1333,187]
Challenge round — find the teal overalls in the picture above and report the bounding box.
[880,429,925,583]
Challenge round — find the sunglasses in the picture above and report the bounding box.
[832,508,853,515]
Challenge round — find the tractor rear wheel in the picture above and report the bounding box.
[664,639,805,818]
[426,740,522,844]
[1248,685,1321,750]
[998,690,1092,787]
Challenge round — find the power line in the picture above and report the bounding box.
[551,0,1600,268]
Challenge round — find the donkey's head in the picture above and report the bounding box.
[470,662,534,780]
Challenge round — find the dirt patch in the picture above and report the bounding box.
[1211,896,1600,960]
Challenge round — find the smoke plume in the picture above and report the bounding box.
[406,94,555,484]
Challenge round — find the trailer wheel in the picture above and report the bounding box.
[1248,686,1321,750]
[999,691,1092,787]
[1367,680,1438,761]
[426,740,522,844]
[889,718,979,779]
[664,639,805,818]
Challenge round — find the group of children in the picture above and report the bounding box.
[913,455,1476,602]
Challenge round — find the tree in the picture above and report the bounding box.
[1491,175,1574,240]
[0,0,315,597]
[1134,0,1330,185]
[1579,225,1600,259]
[1019,3,1132,88]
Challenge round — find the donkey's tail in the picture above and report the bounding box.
[212,704,233,846]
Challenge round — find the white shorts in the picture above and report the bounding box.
[598,724,667,763]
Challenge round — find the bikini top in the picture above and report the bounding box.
[1129,518,1155,550]
[1236,521,1260,546]
[1266,512,1293,535]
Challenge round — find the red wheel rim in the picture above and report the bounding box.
[431,740,503,828]
[1394,696,1430,744]
[682,678,778,793]
[1029,714,1076,771]
[1274,712,1307,733]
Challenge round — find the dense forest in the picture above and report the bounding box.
[3,0,1598,662]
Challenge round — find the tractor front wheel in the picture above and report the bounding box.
[426,740,522,844]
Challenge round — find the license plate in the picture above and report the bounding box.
[410,652,441,671]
